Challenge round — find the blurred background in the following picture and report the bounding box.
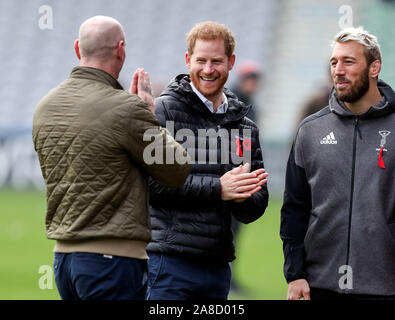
[0,0,394,300]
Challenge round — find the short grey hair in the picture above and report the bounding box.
[332,27,381,64]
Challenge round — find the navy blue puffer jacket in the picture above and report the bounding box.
[147,74,269,263]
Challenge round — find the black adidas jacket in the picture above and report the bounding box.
[147,74,269,264]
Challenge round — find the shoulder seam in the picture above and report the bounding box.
[299,106,331,128]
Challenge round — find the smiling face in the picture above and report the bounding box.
[186,38,235,103]
[330,41,371,103]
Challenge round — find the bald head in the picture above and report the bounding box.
[78,16,125,61]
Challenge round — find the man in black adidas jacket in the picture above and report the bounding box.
[146,21,269,300]
[281,27,395,300]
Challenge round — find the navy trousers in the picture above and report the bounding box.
[53,252,147,300]
[146,252,231,300]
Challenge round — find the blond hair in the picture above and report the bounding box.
[186,21,236,57]
[332,27,381,64]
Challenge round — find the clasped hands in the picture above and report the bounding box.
[220,163,268,203]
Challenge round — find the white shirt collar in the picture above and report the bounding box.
[190,82,228,114]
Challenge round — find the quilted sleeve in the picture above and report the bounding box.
[122,95,190,188]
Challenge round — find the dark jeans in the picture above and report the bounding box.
[53,252,147,300]
[310,287,395,300]
[146,252,231,300]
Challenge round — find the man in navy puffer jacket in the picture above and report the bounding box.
[146,21,269,300]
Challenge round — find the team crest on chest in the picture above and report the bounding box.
[376,130,390,152]
[376,130,390,169]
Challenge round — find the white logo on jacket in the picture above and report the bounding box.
[320,132,338,145]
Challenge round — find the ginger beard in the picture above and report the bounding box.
[189,69,229,100]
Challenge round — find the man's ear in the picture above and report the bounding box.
[228,54,236,71]
[74,39,81,60]
[185,52,191,69]
[370,60,381,79]
[117,40,126,61]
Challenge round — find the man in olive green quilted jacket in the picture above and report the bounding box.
[32,16,190,300]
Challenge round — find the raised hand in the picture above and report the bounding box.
[129,68,154,114]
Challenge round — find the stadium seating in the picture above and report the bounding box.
[360,0,395,87]
[0,0,279,189]
[1,0,393,194]
[0,0,279,129]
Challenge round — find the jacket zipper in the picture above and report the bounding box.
[345,116,359,290]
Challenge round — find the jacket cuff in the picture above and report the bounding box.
[283,241,307,284]
[213,177,222,198]
[285,272,308,284]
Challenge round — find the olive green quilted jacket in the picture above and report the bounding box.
[33,66,189,243]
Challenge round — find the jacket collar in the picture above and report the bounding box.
[189,81,229,114]
[329,79,395,118]
[69,66,124,90]
[161,74,251,123]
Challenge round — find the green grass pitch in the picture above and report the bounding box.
[0,189,287,300]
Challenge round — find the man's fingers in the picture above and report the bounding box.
[251,168,266,176]
[130,68,153,98]
[229,192,252,200]
[232,171,268,186]
[137,69,144,91]
[230,163,250,175]
[257,172,269,179]
[234,177,260,187]
[302,289,311,300]
[257,178,268,187]
[287,288,303,300]
[129,69,139,94]
[230,165,243,174]
[131,68,154,111]
[137,70,152,94]
[229,172,268,189]
[302,285,310,300]
[240,163,250,173]
[249,185,262,195]
[233,187,262,203]
[221,167,267,201]
[234,172,259,180]
[287,279,310,301]
[256,175,268,186]
[235,184,259,193]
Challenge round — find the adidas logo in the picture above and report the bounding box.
[320,131,338,144]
